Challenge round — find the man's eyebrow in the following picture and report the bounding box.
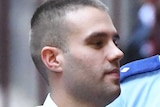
[85,32,119,41]
[85,32,108,41]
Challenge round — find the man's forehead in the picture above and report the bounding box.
[64,6,117,41]
[64,6,111,28]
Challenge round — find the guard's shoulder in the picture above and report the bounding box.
[120,55,160,82]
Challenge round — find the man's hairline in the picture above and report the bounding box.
[30,5,108,49]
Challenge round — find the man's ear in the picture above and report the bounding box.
[41,46,63,73]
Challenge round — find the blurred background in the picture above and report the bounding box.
[0,0,160,107]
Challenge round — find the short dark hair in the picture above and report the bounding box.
[30,0,108,83]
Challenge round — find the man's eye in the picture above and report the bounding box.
[92,40,104,49]
[113,37,119,46]
[113,34,120,46]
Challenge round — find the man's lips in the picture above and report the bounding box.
[104,69,120,78]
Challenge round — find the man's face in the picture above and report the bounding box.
[62,7,124,105]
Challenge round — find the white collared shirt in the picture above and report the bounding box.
[37,94,58,107]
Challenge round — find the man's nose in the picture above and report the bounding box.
[107,43,124,62]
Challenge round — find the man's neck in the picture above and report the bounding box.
[51,91,105,107]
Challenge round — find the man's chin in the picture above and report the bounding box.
[112,86,121,101]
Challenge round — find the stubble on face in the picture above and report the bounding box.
[62,48,120,106]
[60,6,122,106]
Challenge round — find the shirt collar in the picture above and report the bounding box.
[43,94,58,107]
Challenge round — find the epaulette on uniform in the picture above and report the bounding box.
[120,55,160,82]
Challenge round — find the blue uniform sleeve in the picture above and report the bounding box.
[107,55,160,107]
